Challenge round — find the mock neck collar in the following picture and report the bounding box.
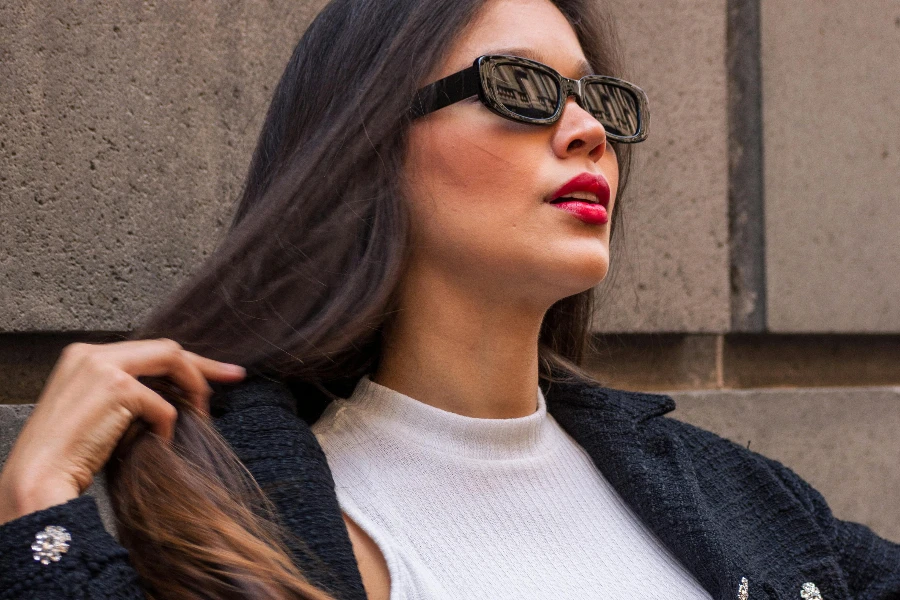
[332,374,558,461]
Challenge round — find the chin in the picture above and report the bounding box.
[559,240,610,278]
[541,252,610,299]
[565,266,610,296]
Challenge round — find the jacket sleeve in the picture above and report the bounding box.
[764,456,900,600]
[0,495,146,599]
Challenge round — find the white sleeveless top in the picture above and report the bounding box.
[311,375,713,600]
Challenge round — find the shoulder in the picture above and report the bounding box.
[660,414,808,486]
[209,374,320,443]
[660,407,900,597]
[207,374,335,489]
[655,413,841,530]
[660,414,801,480]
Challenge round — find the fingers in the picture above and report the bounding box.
[120,374,179,441]
[92,339,246,413]
[185,351,248,382]
[0,339,247,519]
[182,354,248,413]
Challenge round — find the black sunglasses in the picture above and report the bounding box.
[408,54,650,144]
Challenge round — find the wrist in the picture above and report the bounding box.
[0,469,79,525]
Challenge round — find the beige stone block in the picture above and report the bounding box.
[0,1,326,331]
[669,386,900,543]
[594,0,730,333]
[585,333,721,391]
[722,333,900,388]
[0,332,125,403]
[761,0,900,332]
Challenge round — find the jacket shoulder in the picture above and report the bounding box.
[658,413,826,513]
[658,412,900,599]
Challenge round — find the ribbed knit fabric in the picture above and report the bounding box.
[311,375,715,600]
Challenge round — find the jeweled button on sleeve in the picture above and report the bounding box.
[31,525,71,564]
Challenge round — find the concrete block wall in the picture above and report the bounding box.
[595,0,731,333]
[0,0,328,331]
[1,0,898,546]
[762,0,900,332]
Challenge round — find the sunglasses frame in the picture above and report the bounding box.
[409,54,650,144]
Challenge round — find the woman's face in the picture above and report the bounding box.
[401,0,619,309]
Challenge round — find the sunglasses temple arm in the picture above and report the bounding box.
[409,64,481,119]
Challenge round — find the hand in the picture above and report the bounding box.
[0,338,247,525]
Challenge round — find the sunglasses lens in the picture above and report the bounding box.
[488,62,560,120]
[581,81,641,138]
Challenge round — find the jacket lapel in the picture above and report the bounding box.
[211,375,369,600]
[545,378,744,600]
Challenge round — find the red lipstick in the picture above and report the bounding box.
[547,172,611,225]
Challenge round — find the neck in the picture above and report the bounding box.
[374,264,549,420]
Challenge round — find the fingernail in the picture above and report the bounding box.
[226,364,246,375]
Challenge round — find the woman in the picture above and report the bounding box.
[1,0,898,598]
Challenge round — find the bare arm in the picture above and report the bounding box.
[343,512,391,600]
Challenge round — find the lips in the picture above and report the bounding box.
[547,172,611,207]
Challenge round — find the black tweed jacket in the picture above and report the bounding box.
[1,374,898,600]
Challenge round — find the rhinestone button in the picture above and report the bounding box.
[737,576,749,600]
[800,582,823,600]
[31,525,71,565]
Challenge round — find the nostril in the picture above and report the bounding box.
[588,139,605,159]
[567,139,585,152]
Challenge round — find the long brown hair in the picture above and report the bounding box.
[107,0,636,597]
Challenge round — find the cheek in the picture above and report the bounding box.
[403,116,545,253]
[406,119,537,214]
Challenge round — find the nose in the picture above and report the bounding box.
[550,96,608,161]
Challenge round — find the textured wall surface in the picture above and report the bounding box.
[595,0,730,333]
[670,386,900,543]
[0,1,327,331]
[761,0,900,332]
